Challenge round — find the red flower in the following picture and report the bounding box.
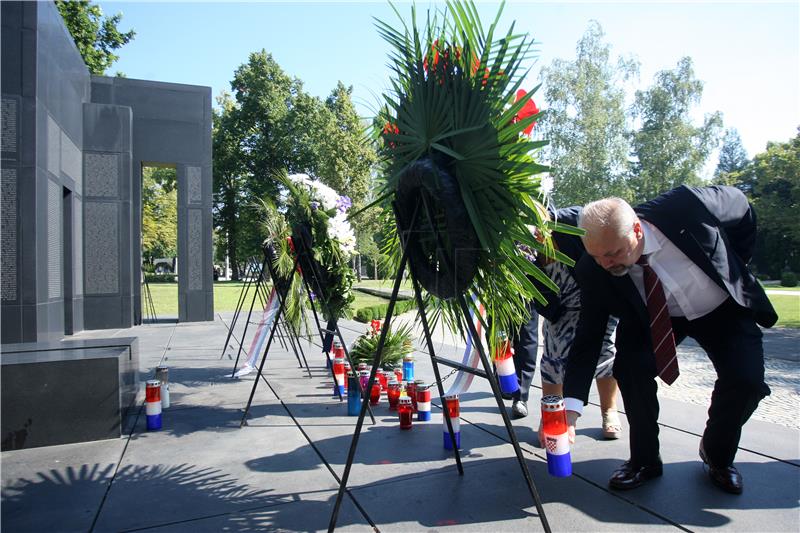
[287,237,302,275]
[382,121,400,149]
[513,89,539,135]
[370,319,382,335]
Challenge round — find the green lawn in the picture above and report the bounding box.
[144,282,799,329]
[144,281,395,317]
[770,294,800,328]
[354,278,413,291]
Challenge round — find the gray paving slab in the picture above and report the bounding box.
[1,438,126,532]
[93,399,367,532]
[4,313,798,533]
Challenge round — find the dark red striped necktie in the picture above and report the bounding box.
[637,255,679,384]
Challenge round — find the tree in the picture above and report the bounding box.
[539,21,639,206]
[212,51,378,279]
[318,83,377,205]
[714,128,753,192]
[630,57,722,202]
[56,0,135,76]
[141,167,177,261]
[748,129,800,277]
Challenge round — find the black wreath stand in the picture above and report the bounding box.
[239,239,376,426]
[327,198,551,532]
[225,249,310,379]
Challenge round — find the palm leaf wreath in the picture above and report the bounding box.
[371,1,569,345]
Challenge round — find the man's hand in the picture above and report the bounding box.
[537,410,580,447]
[566,410,579,444]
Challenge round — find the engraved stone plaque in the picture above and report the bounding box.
[84,152,119,198]
[47,115,60,176]
[1,168,17,301]
[48,180,62,299]
[188,208,203,290]
[85,202,119,294]
[1,97,18,158]
[74,198,83,296]
[187,166,202,204]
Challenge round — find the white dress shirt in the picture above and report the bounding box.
[565,220,729,416]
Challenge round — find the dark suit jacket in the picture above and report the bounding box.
[563,185,777,405]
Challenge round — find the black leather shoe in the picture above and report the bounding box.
[608,460,663,490]
[700,442,743,494]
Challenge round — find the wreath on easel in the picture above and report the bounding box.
[371,0,563,345]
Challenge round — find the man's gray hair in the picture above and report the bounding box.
[578,197,637,238]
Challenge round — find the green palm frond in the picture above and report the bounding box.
[373,0,558,351]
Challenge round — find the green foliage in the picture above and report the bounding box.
[781,272,798,287]
[56,0,135,75]
[749,129,800,277]
[373,1,560,347]
[354,299,416,323]
[348,323,414,366]
[630,57,723,202]
[145,273,176,283]
[716,129,750,177]
[141,167,177,261]
[539,21,638,205]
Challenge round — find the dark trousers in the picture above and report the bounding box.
[614,299,769,467]
[512,307,539,403]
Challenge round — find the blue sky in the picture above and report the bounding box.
[101,1,798,161]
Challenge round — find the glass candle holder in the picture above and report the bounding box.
[407,381,418,412]
[442,394,461,450]
[398,396,413,430]
[369,382,381,405]
[359,370,370,392]
[541,395,572,477]
[494,340,519,395]
[387,379,401,410]
[347,373,361,416]
[377,370,389,392]
[402,354,415,382]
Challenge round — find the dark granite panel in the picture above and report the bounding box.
[1,338,139,450]
[109,81,207,122]
[133,119,205,163]
[83,103,132,153]
[1,303,22,343]
[82,294,123,331]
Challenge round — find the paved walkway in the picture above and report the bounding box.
[2,313,798,532]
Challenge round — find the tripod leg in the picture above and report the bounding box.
[231,256,268,377]
[456,293,551,532]
[327,250,409,532]
[408,274,464,475]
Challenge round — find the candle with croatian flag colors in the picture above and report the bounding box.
[417,385,431,421]
[332,357,345,397]
[413,379,426,411]
[402,353,414,382]
[347,373,361,416]
[494,336,519,395]
[398,396,413,430]
[541,395,572,477]
[442,394,461,450]
[387,379,401,410]
[155,365,170,409]
[145,380,162,431]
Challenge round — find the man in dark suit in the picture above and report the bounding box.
[563,185,775,494]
